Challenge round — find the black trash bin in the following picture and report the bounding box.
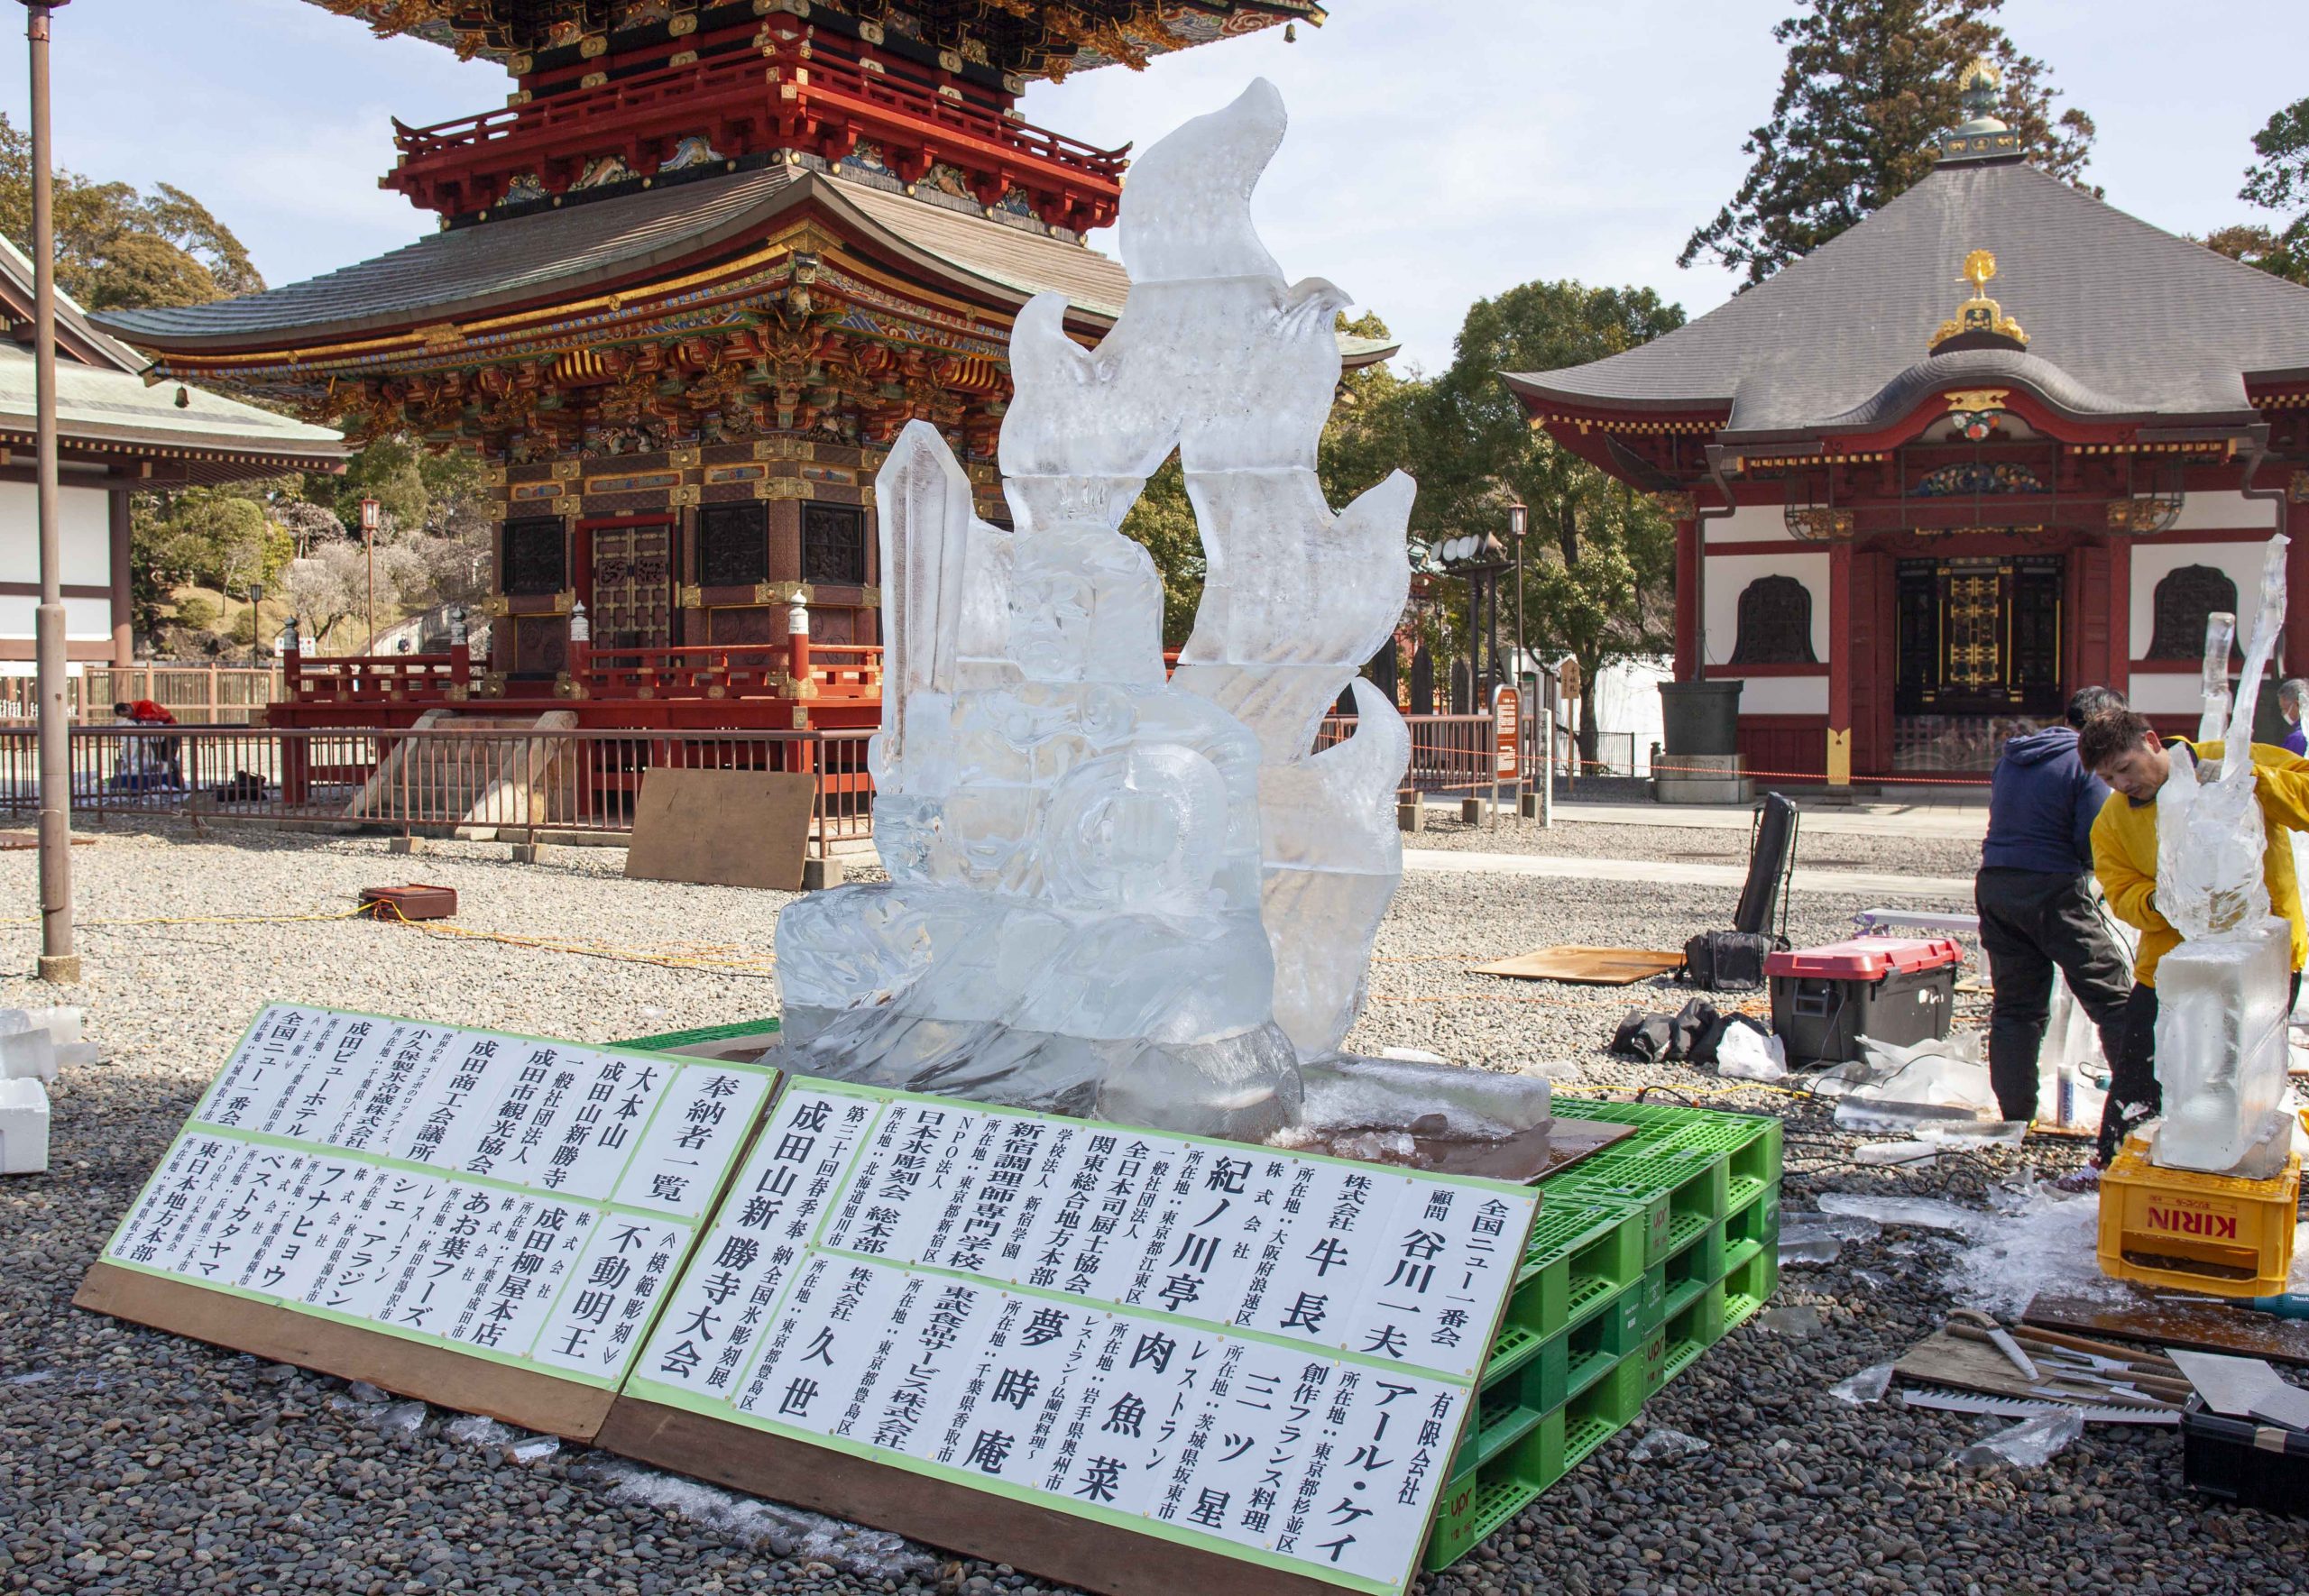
[1658,680,1743,757]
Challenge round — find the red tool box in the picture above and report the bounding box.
[1765,936,1962,1066]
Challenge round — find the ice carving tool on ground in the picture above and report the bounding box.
[2153,1290,2309,1320]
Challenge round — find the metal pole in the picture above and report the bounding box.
[26,0,76,982]
[365,528,376,653]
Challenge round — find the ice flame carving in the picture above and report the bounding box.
[774,80,1412,1138]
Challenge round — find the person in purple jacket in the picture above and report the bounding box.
[1973,686,2134,1126]
[2281,679,2308,757]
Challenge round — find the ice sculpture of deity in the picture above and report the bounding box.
[776,80,1414,1141]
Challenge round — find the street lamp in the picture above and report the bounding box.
[358,496,380,653]
[1507,500,1528,786]
[22,0,76,982]
[248,581,264,665]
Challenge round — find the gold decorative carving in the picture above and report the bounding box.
[760,478,806,500]
[706,683,727,699]
[670,446,702,469]
[579,70,607,89]
[667,49,697,68]
[2289,470,2309,504]
[859,584,882,607]
[1928,252,2028,351]
[753,582,779,605]
[480,596,511,619]
[579,33,608,59]
[753,436,805,459]
[1784,507,1855,540]
[508,52,534,74]
[791,677,819,700]
[668,13,697,36]
[553,590,576,615]
[483,464,508,487]
[557,498,584,519]
[1942,389,2010,412]
[419,322,464,350]
[679,584,703,609]
[550,459,581,480]
[672,485,702,507]
[446,683,470,702]
[792,706,809,729]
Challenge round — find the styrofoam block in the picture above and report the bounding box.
[0,1076,50,1174]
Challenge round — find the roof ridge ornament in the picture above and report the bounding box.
[1938,56,2022,164]
[1928,249,2029,354]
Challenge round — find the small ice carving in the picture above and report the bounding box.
[1951,1409,2083,1470]
[2152,537,2297,1172]
[775,81,1412,1140]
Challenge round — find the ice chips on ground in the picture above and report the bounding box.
[1952,1409,2083,1470]
[1830,1363,1895,1406]
[1294,1051,1550,1142]
[1627,1426,1712,1463]
[576,1459,936,1582]
[1815,1193,1983,1234]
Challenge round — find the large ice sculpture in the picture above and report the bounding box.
[775,81,1414,1140]
[2150,536,2295,1171]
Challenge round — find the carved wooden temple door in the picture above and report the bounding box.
[587,522,676,652]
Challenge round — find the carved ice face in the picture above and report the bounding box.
[1008,530,1164,685]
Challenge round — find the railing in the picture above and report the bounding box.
[0,665,284,726]
[1317,713,1503,801]
[386,26,1125,217]
[287,647,474,704]
[0,724,875,857]
[581,643,882,701]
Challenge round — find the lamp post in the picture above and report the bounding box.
[23,0,75,982]
[1507,500,1528,796]
[248,581,264,666]
[359,496,380,653]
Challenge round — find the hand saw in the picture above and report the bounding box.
[1897,1383,2178,1426]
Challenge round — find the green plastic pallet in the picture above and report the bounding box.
[1428,1101,1783,1572]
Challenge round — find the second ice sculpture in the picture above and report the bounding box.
[2151,535,2294,1172]
[775,80,1414,1141]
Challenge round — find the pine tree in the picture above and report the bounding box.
[1681,0,2095,286]
[2228,96,2309,285]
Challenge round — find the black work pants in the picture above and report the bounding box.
[1974,867,2134,1124]
[2097,970,2304,1162]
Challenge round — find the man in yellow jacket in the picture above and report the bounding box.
[2077,708,2309,1166]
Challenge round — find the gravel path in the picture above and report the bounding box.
[6,820,2304,1596]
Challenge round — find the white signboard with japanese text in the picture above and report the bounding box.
[94,1004,774,1389]
[623,1080,1540,1596]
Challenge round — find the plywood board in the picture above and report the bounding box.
[2025,1289,2309,1368]
[1471,946,1685,985]
[596,1398,1347,1596]
[75,1261,620,1440]
[624,768,815,892]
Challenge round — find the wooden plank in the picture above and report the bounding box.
[593,1400,1349,1596]
[2024,1288,2309,1369]
[72,1262,619,1441]
[624,767,814,891]
[1470,946,1684,986]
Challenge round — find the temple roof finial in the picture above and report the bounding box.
[1929,248,2029,353]
[1938,56,2022,164]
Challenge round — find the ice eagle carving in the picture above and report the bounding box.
[775,80,1413,1138]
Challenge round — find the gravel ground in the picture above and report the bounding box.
[5,819,2305,1596]
[1403,809,1987,882]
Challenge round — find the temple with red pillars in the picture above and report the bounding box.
[1505,65,2309,786]
[93,1,1375,742]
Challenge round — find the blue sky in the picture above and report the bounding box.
[7,0,2304,371]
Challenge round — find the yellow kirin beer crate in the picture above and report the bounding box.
[2098,1132,2301,1298]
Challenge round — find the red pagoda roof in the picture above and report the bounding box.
[309,0,1324,79]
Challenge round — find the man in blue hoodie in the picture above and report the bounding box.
[1974,686,2134,1124]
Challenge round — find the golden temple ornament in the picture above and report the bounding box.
[1928,249,2028,353]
